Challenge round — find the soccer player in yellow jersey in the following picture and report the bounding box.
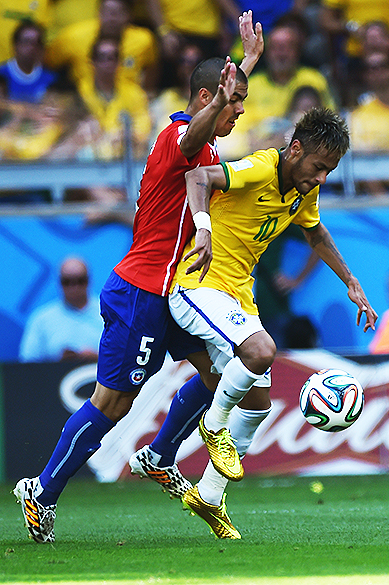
[165,107,377,536]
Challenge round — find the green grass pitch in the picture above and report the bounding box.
[1,474,389,584]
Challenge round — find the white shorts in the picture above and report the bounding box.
[169,285,269,383]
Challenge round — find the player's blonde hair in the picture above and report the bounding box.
[291,107,350,157]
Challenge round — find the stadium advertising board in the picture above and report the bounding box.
[2,350,389,482]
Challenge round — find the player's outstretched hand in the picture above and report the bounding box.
[348,276,378,332]
[238,10,264,77]
[213,56,237,110]
[184,228,212,282]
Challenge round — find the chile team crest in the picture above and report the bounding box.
[129,368,147,385]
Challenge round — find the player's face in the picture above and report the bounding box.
[291,146,340,195]
[214,81,248,137]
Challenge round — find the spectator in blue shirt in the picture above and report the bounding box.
[0,19,59,103]
[19,257,103,362]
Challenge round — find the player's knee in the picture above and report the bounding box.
[199,370,219,392]
[237,331,276,375]
[91,383,139,423]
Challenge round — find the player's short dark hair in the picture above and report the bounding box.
[290,107,350,157]
[189,57,247,102]
[13,19,45,47]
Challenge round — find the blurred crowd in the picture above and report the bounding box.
[1,0,389,200]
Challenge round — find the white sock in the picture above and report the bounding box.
[204,356,264,432]
[229,405,272,458]
[197,461,228,506]
[197,405,272,506]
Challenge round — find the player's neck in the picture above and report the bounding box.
[185,103,202,117]
[279,148,294,194]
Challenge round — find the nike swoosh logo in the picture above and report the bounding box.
[257,196,268,202]
[224,458,243,475]
[208,511,240,537]
[223,390,236,399]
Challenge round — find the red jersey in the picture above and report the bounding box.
[115,112,219,296]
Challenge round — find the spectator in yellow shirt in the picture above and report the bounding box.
[75,36,151,160]
[221,22,336,159]
[349,51,389,195]
[45,0,158,96]
[47,36,151,208]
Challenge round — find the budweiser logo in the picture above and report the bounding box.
[58,351,389,481]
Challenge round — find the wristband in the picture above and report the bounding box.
[193,211,212,233]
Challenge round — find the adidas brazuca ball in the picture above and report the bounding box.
[299,369,364,432]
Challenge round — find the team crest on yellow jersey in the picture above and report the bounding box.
[227,310,246,325]
[289,195,303,215]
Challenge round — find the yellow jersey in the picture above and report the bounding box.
[172,148,320,314]
[157,0,220,37]
[46,0,99,43]
[349,98,389,152]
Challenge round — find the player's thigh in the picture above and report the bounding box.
[169,285,264,374]
[98,271,170,392]
[167,318,219,390]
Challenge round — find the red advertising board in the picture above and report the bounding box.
[3,351,389,483]
[87,350,389,481]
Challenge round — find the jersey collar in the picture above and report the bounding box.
[170,111,192,123]
[278,148,306,206]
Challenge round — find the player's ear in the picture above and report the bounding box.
[290,139,304,160]
[198,88,213,106]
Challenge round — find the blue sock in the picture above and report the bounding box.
[37,399,115,506]
[150,374,213,467]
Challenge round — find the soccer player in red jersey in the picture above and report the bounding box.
[13,12,264,543]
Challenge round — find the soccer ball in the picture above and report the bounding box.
[299,369,364,432]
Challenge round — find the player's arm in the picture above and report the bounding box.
[184,164,228,281]
[303,222,378,332]
[180,57,236,159]
[238,10,264,77]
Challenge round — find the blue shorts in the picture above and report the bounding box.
[97,271,205,392]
